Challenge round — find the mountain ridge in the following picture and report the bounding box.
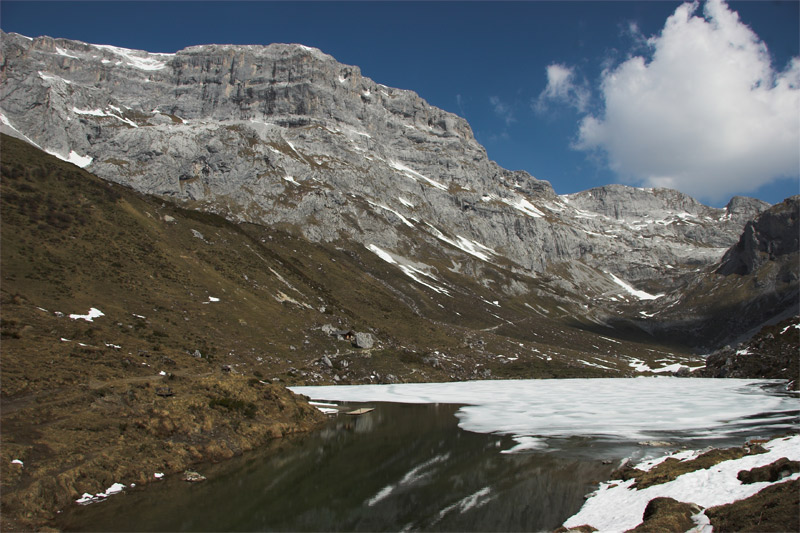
[0,31,769,289]
[1,31,796,353]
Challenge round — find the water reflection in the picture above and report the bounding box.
[58,403,617,532]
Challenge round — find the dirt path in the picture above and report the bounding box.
[86,369,214,390]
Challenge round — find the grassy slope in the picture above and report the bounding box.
[0,134,698,529]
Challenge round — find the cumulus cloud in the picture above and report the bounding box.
[536,63,590,113]
[574,0,799,202]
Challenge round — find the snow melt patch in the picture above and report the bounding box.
[40,145,94,169]
[367,244,450,295]
[388,160,447,190]
[563,435,800,533]
[38,71,72,84]
[76,482,127,505]
[425,224,496,262]
[501,195,544,218]
[309,401,339,415]
[606,272,663,301]
[55,46,79,59]
[93,44,170,71]
[69,308,104,322]
[292,378,798,451]
[650,363,686,374]
[73,106,138,128]
[367,200,414,228]
[627,358,652,372]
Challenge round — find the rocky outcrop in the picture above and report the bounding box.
[626,497,701,533]
[737,458,800,484]
[717,196,800,276]
[700,316,800,388]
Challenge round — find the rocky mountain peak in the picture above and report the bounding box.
[725,195,772,220]
[562,184,711,220]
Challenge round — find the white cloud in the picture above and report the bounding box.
[456,93,466,117]
[574,0,800,202]
[536,63,591,113]
[489,95,515,126]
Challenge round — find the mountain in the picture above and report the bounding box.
[1,31,798,530]
[0,32,780,345]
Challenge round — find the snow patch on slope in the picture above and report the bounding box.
[563,435,800,533]
[73,107,138,128]
[69,308,104,322]
[425,223,496,262]
[388,160,448,191]
[367,200,415,228]
[607,272,663,301]
[367,244,450,295]
[93,44,171,71]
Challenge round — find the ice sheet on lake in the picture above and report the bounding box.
[291,378,798,450]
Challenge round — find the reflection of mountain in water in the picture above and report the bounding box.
[58,403,615,532]
[58,377,799,532]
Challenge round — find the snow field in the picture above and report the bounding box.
[563,434,800,532]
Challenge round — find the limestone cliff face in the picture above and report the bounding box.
[717,196,800,276]
[0,31,772,297]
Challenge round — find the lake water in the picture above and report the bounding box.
[58,378,798,532]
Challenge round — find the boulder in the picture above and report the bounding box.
[626,497,702,532]
[737,457,800,484]
[352,332,374,349]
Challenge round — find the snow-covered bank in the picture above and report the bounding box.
[292,378,798,451]
[562,434,800,532]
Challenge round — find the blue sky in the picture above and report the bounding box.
[2,1,798,206]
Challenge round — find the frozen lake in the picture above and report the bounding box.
[294,378,799,453]
[59,378,798,532]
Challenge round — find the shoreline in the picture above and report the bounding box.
[561,433,800,532]
[0,376,326,532]
[2,376,796,531]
